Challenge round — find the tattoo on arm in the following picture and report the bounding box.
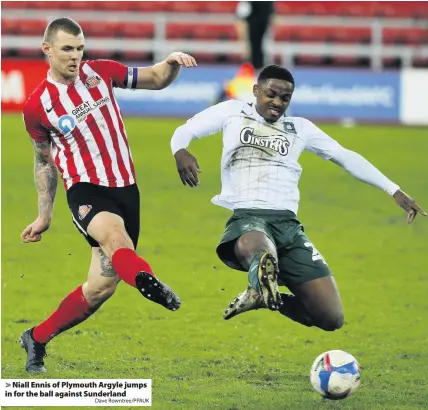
[99,249,117,277]
[32,139,58,220]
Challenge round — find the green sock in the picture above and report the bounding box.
[248,253,264,293]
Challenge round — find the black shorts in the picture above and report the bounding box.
[67,182,140,248]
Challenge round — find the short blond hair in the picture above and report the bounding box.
[43,17,82,43]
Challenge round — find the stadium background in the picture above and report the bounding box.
[1,1,427,409]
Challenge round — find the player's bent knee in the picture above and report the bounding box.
[84,283,117,307]
[234,232,275,266]
[94,227,134,259]
[316,312,344,331]
[103,228,132,250]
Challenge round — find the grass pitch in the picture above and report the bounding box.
[2,114,427,409]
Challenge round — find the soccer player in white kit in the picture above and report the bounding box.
[19,17,197,373]
[170,65,425,329]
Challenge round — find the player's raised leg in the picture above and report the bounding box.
[223,275,342,330]
[19,247,120,373]
[284,276,344,331]
[275,233,344,331]
[87,211,181,311]
[224,227,343,331]
[233,231,282,310]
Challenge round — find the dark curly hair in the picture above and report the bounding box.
[257,65,295,86]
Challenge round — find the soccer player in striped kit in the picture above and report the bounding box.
[19,17,197,373]
[171,65,425,330]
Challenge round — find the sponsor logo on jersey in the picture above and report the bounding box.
[85,75,101,89]
[71,96,111,122]
[240,127,290,156]
[58,115,76,134]
[78,205,92,220]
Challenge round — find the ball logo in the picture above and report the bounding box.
[58,115,76,134]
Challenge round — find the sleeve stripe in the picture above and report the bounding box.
[124,70,129,88]
[131,67,138,89]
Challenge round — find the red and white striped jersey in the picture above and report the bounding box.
[23,60,139,190]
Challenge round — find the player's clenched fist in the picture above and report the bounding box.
[21,217,51,243]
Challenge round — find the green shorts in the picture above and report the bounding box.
[216,209,332,287]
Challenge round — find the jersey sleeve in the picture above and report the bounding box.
[302,117,400,195]
[186,100,240,137]
[87,60,138,89]
[22,100,50,143]
[302,118,343,160]
[171,100,241,154]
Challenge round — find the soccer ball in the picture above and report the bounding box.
[310,350,361,400]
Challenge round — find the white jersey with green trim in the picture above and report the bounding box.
[171,99,399,214]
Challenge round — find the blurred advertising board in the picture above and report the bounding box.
[1,60,426,125]
[400,68,428,125]
[1,60,49,112]
[290,68,401,122]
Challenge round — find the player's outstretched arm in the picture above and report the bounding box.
[135,52,197,90]
[328,149,426,223]
[21,140,58,242]
[303,118,426,223]
[329,150,426,223]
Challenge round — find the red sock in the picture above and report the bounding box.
[33,285,96,344]
[111,248,153,288]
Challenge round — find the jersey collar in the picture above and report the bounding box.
[47,69,79,89]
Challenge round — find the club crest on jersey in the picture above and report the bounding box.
[240,127,290,156]
[283,122,297,134]
[85,75,101,89]
[58,115,76,134]
[78,205,92,220]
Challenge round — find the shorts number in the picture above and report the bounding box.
[304,242,327,264]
